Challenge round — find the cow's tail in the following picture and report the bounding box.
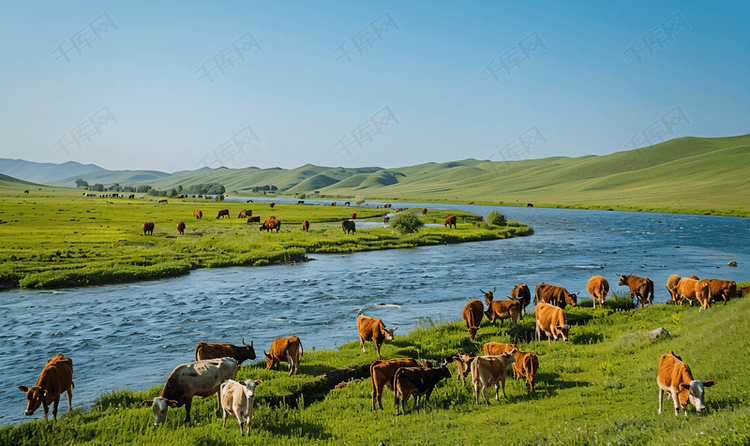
[299,340,303,357]
[647,279,655,306]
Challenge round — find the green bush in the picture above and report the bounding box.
[388,212,424,234]
[486,210,506,226]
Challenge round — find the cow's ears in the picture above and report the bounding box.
[18,385,29,393]
[250,340,253,348]
[680,383,691,391]
[254,380,263,386]
[703,380,717,387]
[392,327,398,332]
[263,351,270,358]
[141,400,154,407]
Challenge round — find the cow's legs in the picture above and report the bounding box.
[359,335,366,353]
[184,397,193,423]
[222,407,228,428]
[658,388,663,414]
[235,411,244,435]
[494,383,500,401]
[42,401,49,420]
[501,379,508,398]
[473,379,480,405]
[375,342,382,359]
[66,387,73,411]
[244,414,251,436]
[482,383,490,405]
[52,395,61,420]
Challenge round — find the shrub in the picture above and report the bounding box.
[486,210,506,226]
[389,212,424,234]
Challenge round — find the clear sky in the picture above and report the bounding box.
[1,0,747,172]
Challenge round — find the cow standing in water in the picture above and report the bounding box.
[17,353,74,420]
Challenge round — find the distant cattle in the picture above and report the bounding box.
[331,202,337,206]
[705,279,736,304]
[217,209,230,219]
[357,309,396,359]
[535,302,570,345]
[193,210,202,219]
[509,284,532,317]
[177,222,185,235]
[445,215,457,228]
[370,358,419,410]
[484,300,521,326]
[586,276,610,308]
[462,300,484,341]
[394,361,451,414]
[535,283,578,309]
[220,379,262,436]
[470,351,516,405]
[298,200,304,204]
[618,274,654,308]
[384,204,392,209]
[657,351,716,417]
[24,190,29,194]
[142,222,154,236]
[157,199,168,204]
[345,201,350,206]
[17,353,74,420]
[247,216,261,223]
[302,220,310,232]
[141,357,239,425]
[527,203,533,207]
[238,210,252,218]
[195,339,256,365]
[422,208,427,215]
[342,219,356,234]
[269,202,275,208]
[264,336,303,376]
[260,216,281,232]
[351,212,356,219]
[383,217,390,224]
[128,194,135,199]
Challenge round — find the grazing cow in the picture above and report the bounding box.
[302,220,310,232]
[128,194,135,199]
[470,351,516,405]
[422,208,427,215]
[384,204,391,209]
[177,222,185,235]
[264,336,303,376]
[462,300,484,341]
[217,209,230,219]
[705,279,736,304]
[657,351,716,417]
[345,201,351,206]
[331,202,337,206]
[383,216,390,224]
[141,357,239,425]
[195,339,256,364]
[509,284,532,317]
[483,342,517,356]
[238,210,252,218]
[247,216,261,223]
[445,215,457,228]
[511,351,539,393]
[394,361,451,414]
[527,203,533,207]
[24,190,29,194]
[370,358,419,410]
[618,274,654,308]
[452,353,476,384]
[157,199,168,204]
[586,276,610,308]
[357,309,397,359]
[535,302,570,345]
[666,274,682,303]
[17,353,74,420]
[298,200,304,204]
[260,216,281,232]
[142,222,154,236]
[672,278,713,310]
[534,283,578,309]
[342,219,356,234]
[737,285,750,298]
[219,379,262,436]
[351,212,357,219]
[485,300,521,326]
[269,202,275,208]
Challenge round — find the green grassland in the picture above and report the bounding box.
[3,291,749,445]
[64,134,750,217]
[0,184,531,289]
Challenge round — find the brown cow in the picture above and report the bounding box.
[672,277,712,310]
[705,279,736,304]
[534,283,578,309]
[142,222,154,236]
[586,275,609,308]
[141,357,239,425]
[512,351,539,393]
[177,222,185,235]
[445,215,457,228]
[17,353,74,420]
[535,302,570,345]
[462,300,484,341]
[331,201,337,206]
[485,300,521,326]
[422,208,427,215]
[480,287,496,306]
[356,309,396,359]
[657,351,716,417]
[260,216,281,232]
[737,285,750,298]
[483,342,516,356]
[370,358,419,410]
[238,210,252,218]
[383,216,390,224]
[394,360,451,414]
[217,209,230,219]
[351,212,357,219]
[666,274,682,303]
[264,336,303,376]
[384,204,391,209]
[470,351,516,405]
[247,216,261,223]
[617,274,654,308]
[193,210,202,219]
[269,202,275,208]
[302,220,310,232]
[509,283,532,317]
[452,353,476,384]
[195,339,256,364]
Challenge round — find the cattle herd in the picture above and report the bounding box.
[16,254,746,433]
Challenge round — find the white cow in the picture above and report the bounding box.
[220,379,262,435]
[470,351,516,405]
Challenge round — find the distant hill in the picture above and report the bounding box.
[0,173,42,187]
[0,159,107,185]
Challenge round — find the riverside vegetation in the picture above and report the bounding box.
[0,185,531,289]
[1,291,748,445]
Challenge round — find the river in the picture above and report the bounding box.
[1,201,747,425]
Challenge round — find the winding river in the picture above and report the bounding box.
[1,201,747,425]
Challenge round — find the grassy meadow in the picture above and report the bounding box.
[0,184,531,289]
[2,291,749,445]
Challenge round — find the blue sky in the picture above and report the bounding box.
[1,0,747,172]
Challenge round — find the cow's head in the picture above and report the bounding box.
[240,380,263,399]
[502,349,517,366]
[17,385,45,417]
[141,397,179,426]
[237,338,256,364]
[467,326,479,341]
[566,292,579,306]
[263,351,275,369]
[679,379,717,414]
[557,324,571,341]
[618,275,629,286]
[480,287,496,306]
[384,327,397,341]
